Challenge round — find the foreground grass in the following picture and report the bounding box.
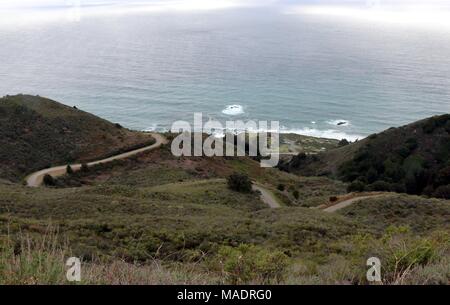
[1,178,448,284]
[1,227,448,285]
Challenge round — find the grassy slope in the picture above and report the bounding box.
[1,177,448,284]
[51,142,348,207]
[0,101,448,284]
[0,180,357,260]
[0,95,154,182]
[337,194,450,233]
[279,133,339,154]
[1,143,448,284]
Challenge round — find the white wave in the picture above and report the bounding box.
[221,105,244,116]
[212,130,226,138]
[327,119,350,127]
[143,124,168,133]
[143,123,157,132]
[202,126,363,142]
[282,127,362,142]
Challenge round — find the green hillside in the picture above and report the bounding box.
[0,95,154,182]
[280,114,450,199]
[0,97,448,285]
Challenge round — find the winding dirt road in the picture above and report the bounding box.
[252,184,281,208]
[323,194,388,213]
[26,133,168,187]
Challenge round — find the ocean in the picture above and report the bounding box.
[1,6,449,141]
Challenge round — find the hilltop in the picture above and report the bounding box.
[279,114,450,199]
[0,95,154,182]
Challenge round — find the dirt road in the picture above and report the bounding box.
[26,133,168,187]
[252,184,281,208]
[323,194,387,212]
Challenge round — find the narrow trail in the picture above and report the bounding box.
[26,133,168,187]
[323,194,388,213]
[252,184,281,208]
[148,179,281,209]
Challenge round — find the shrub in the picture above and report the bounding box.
[347,181,365,193]
[396,146,411,159]
[43,174,55,186]
[433,185,450,199]
[391,183,406,193]
[217,244,288,284]
[367,181,392,192]
[227,173,252,193]
[405,138,418,151]
[435,166,450,186]
[293,190,300,200]
[445,120,450,133]
[288,153,307,169]
[277,184,285,191]
[81,163,89,173]
[422,114,450,134]
[329,196,338,202]
[366,167,379,184]
[383,159,405,181]
[66,165,74,175]
[338,139,350,147]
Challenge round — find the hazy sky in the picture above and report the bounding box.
[2,0,450,9]
[1,0,450,28]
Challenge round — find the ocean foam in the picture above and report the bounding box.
[143,123,158,132]
[206,127,363,142]
[283,127,362,141]
[222,105,244,116]
[143,124,169,133]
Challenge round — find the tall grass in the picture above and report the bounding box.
[1,226,448,285]
[0,227,218,285]
[0,227,67,284]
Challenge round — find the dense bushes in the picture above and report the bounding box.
[366,181,392,192]
[81,163,89,173]
[347,181,365,193]
[338,115,450,197]
[227,173,252,193]
[422,114,450,134]
[433,185,450,199]
[43,174,55,186]
[338,139,350,147]
[277,184,285,191]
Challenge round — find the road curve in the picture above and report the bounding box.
[26,133,168,187]
[252,184,281,208]
[323,194,387,213]
[146,179,281,209]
